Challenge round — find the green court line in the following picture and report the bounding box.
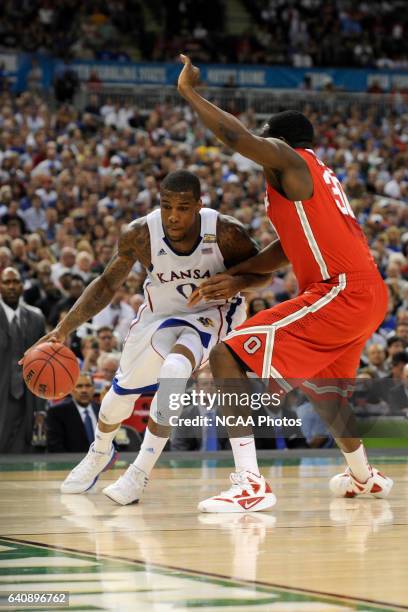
[0,454,407,472]
[0,537,405,612]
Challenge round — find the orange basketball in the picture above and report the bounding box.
[23,342,80,399]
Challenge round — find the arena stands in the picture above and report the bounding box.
[0,0,407,450]
[0,88,407,379]
[0,1,407,68]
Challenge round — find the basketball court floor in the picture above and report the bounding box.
[0,452,407,611]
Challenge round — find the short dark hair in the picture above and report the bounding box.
[391,351,408,366]
[97,325,113,336]
[260,110,314,148]
[70,274,85,284]
[161,170,201,200]
[387,335,403,348]
[77,371,94,383]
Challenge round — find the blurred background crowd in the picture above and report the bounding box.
[0,0,407,68]
[0,0,407,454]
[0,86,407,453]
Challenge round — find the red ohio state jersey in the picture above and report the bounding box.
[265,149,376,292]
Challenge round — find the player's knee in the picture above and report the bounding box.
[99,387,138,425]
[153,354,193,426]
[159,353,193,380]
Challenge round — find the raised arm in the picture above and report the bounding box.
[178,55,313,202]
[20,221,150,359]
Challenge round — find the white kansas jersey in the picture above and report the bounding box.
[144,208,238,315]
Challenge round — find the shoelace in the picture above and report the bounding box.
[69,446,110,479]
[219,472,254,497]
[114,465,148,489]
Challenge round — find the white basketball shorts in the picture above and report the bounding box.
[112,300,246,396]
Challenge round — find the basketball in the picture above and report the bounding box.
[23,342,80,400]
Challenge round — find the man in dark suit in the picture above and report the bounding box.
[388,364,408,413]
[0,267,46,453]
[47,373,99,452]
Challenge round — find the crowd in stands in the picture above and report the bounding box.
[0,0,143,61]
[241,0,408,69]
[0,0,407,69]
[0,86,407,450]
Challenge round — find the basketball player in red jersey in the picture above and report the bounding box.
[178,54,393,512]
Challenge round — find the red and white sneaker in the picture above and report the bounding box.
[198,471,276,513]
[329,466,393,499]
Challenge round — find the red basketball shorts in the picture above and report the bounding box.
[224,272,388,398]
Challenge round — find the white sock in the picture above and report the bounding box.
[229,436,260,476]
[133,428,168,476]
[94,425,119,454]
[343,444,371,482]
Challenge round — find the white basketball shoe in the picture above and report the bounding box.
[60,443,118,494]
[198,471,276,513]
[329,466,393,499]
[103,464,149,505]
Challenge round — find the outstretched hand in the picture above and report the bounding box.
[178,54,200,93]
[188,273,242,307]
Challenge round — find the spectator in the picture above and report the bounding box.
[390,352,408,384]
[22,194,46,232]
[388,364,408,413]
[95,325,120,357]
[53,63,79,104]
[366,343,388,377]
[367,351,408,406]
[296,399,334,448]
[46,373,99,452]
[384,336,406,370]
[0,86,406,457]
[24,259,52,304]
[49,274,85,327]
[2,1,407,69]
[31,141,62,178]
[74,251,95,283]
[11,238,31,280]
[275,271,298,303]
[92,287,134,341]
[129,293,144,315]
[51,247,77,283]
[248,297,270,316]
[95,352,120,383]
[80,336,100,373]
[0,246,12,275]
[93,352,120,397]
[56,269,73,298]
[395,323,408,345]
[0,267,46,453]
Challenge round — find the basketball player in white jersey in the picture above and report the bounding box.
[24,170,276,508]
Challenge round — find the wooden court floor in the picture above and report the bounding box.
[0,454,407,611]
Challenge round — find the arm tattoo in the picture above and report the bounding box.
[126,218,151,268]
[217,215,258,268]
[218,122,240,147]
[58,218,150,335]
